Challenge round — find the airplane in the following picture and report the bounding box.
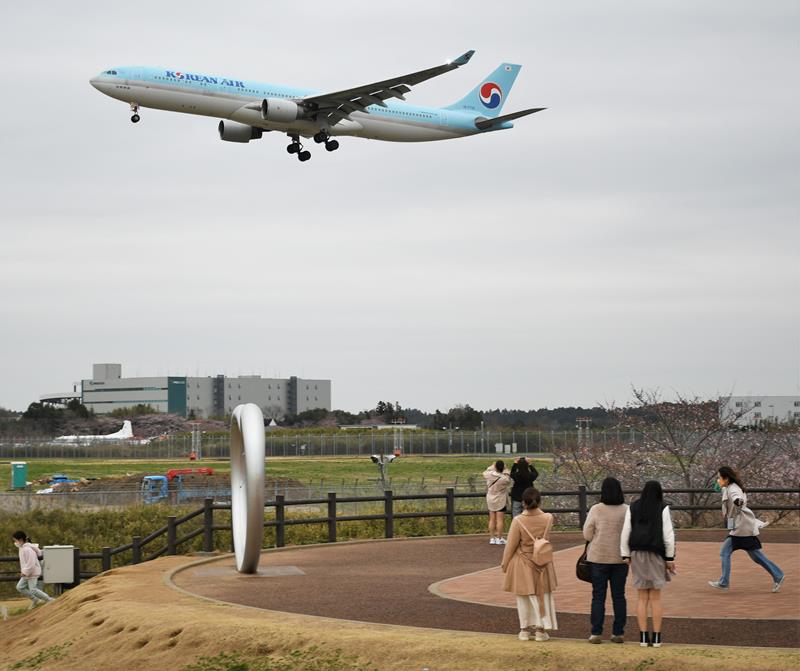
[53,420,141,444]
[89,51,545,162]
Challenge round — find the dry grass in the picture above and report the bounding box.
[1,556,798,671]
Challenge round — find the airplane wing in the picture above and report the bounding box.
[303,50,475,125]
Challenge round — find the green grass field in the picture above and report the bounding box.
[0,456,550,490]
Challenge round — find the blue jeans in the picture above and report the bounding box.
[718,536,784,586]
[16,576,51,604]
[511,499,524,518]
[590,562,628,636]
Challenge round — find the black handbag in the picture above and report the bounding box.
[576,541,592,583]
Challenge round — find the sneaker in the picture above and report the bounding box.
[639,631,650,647]
[610,635,624,644]
[772,576,785,593]
[708,580,728,590]
[518,629,530,641]
[498,537,507,545]
[652,632,662,648]
[534,630,550,642]
[489,537,497,545]
[588,635,602,644]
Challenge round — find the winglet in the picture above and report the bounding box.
[452,50,475,66]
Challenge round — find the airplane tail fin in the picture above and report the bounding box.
[116,420,133,438]
[445,63,521,117]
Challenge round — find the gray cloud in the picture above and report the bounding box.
[1,1,798,412]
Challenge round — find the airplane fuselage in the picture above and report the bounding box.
[90,67,497,142]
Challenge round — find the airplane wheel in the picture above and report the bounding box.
[298,151,311,162]
[131,114,140,123]
[325,140,339,152]
[287,143,299,154]
[313,132,327,144]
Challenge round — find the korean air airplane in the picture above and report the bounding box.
[90,51,544,162]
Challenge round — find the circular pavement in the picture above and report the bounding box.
[172,529,800,648]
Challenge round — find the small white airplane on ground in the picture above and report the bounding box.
[90,50,545,162]
[54,420,136,444]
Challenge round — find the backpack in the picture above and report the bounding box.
[518,514,554,567]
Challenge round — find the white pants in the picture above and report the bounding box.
[516,593,558,631]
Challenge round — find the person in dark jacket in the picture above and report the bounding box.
[620,481,676,648]
[509,457,539,518]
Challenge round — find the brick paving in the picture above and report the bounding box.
[432,542,800,619]
[173,530,800,648]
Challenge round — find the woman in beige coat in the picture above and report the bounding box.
[501,487,558,641]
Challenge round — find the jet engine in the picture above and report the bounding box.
[218,120,263,143]
[261,98,301,123]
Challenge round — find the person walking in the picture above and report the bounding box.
[12,531,53,608]
[583,477,629,644]
[620,481,675,648]
[509,457,539,518]
[708,466,785,593]
[484,460,512,545]
[501,487,558,641]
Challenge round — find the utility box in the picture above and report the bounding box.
[42,546,75,584]
[11,462,28,489]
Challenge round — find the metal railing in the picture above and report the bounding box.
[1,486,797,586]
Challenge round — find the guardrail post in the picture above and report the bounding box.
[132,536,142,564]
[72,547,81,585]
[327,492,337,543]
[101,547,111,572]
[384,490,394,539]
[446,487,456,535]
[167,516,177,555]
[203,497,214,552]
[275,495,286,547]
[578,485,588,527]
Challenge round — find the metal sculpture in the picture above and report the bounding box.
[230,403,265,573]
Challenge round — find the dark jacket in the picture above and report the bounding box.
[509,462,539,502]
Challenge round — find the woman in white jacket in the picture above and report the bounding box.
[620,481,675,648]
[12,530,53,608]
[483,461,512,545]
[708,466,785,593]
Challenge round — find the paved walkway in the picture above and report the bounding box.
[432,542,799,619]
[173,530,800,648]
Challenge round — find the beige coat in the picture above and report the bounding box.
[483,467,511,512]
[501,509,557,595]
[722,483,764,537]
[583,503,628,564]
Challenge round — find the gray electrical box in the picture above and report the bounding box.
[43,545,75,584]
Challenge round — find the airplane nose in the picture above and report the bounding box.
[89,77,100,90]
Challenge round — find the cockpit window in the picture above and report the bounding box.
[104,70,118,75]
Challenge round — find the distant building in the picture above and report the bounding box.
[719,395,800,426]
[77,363,331,419]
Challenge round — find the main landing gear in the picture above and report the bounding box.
[313,131,339,152]
[130,102,140,123]
[286,134,311,162]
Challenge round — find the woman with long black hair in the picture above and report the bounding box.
[708,465,785,592]
[620,480,675,648]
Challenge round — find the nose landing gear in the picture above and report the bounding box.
[130,102,140,123]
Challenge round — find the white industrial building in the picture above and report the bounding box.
[719,395,800,426]
[45,363,331,419]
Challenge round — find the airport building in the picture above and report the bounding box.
[75,363,331,418]
[719,395,800,426]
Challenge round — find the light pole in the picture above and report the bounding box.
[370,453,396,490]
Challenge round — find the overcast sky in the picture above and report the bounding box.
[1,1,798,413]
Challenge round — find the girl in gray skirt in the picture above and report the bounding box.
[620,481,676,648]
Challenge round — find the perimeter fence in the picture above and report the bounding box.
[1,486,797,589]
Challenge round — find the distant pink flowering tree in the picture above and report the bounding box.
[551,388,800,526]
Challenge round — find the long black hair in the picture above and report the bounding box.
[718,466,745,491]
[513,458,531,476]
[633,480,664,523]
[600,477,625,505]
